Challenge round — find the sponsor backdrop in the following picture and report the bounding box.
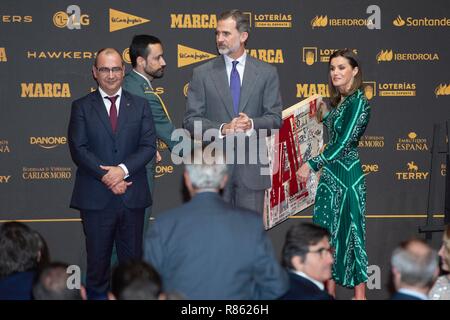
[0,0,449,299]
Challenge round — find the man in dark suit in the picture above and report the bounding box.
[183,9,282,214]
[68,48,156,299]
[143,150,288,299]
[280,222,334,300]
[390,239,439,300]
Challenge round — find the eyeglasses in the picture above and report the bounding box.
[96,67,123,74]
[308,247,333,257]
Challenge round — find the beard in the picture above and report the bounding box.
[145,66,164,79]
[217,40,240,56]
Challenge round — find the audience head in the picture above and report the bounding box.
[0,222,45,278]
[110,260,164,300]
[282,222,333,283]
[33,262,86,300]
[184,149,228,195]
[438,225,450,272]
[391,238,439,291]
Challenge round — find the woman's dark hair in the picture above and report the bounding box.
[0,222,43,278]
[328,49,363,107]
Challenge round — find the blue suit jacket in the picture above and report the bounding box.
[68,89,156,210]
[281,271,334,300]
[0,271,36,300]
[144,192,288,300]
[390,291,424,300]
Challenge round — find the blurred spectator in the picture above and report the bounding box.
[429,225,450,300]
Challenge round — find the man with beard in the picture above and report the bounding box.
[123,35,179,231]
[183,10,282,214]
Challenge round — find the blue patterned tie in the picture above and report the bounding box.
[230,60,240,116]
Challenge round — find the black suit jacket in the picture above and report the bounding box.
[280,271,334,300]
[68,89,156,210]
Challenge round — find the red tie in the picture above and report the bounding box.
[106,95,119,132]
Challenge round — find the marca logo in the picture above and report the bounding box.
[122,48,130,64]
[177,45,216,68]
[0,140,10,153]
[22,167,72,180]
[302,47,358,65]
[396,132,428,151]
[393,15,450,27]
[251,13,292,28]
[435,84,450,97]
[155,165,174,178]
[246,49,284,63]
[27,51,96,60]
[311,14,376,28]
[109,8,150,32]
[362,163,379,174]
[376,49,439,63]
[364,81,416,97]
[0,175,11,183]
[358,136,384,148]
[396,161,429,180]
[296,83,330,98]
[53,5,89,29]
[21,83,71,98]
[0,48,7,62]
[170,14,217,28]
[1,15,32,23]
[30,137,67,149]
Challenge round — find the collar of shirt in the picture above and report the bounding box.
[398,288,428,300]
[291,270,325,291]
[133,69,153,90]
[224,51,246,86]
[98,87,122,116]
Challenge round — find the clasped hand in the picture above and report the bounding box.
[100,165,131,195]
[221,113,252,135]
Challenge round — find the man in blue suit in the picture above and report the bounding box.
[280,223,334,300]
[144,150,288,299]
[390,239,439,300]
[68,48,156,299]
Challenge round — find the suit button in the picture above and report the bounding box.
[114,149,118,153]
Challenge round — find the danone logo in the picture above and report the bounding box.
[435,84,450,97]
[396,132,428,151]
[303,47,358,65]
[30,136,67,149]
[0,140,10,153]
[396,161,429,180]
[0,48,7,62]
[246,49,284,64]
[376,49,439,63]
[177,45,216,68]
[155,165,173,178]
[21,83,71,98]
[109,9,150,32]
[362,163,379,174]
[393,15,450,27]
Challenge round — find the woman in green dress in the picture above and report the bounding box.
[297,49,371,299]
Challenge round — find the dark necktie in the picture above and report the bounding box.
[105,95,119,132]
[230,60,240,116]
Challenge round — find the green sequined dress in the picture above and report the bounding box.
[307,89,370,288]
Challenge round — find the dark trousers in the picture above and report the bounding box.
[81,196,144,299]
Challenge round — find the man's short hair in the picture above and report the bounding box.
[111,260,162,300]
[0,222,42,278]
[282,222,330,269]
[129,35,162,68]
[391,238,438,289]
[33,262,83,300]
[218,9,250,34]
[94,47,124,67]
[185,149,227,190]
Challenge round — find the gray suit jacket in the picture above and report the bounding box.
[144,192,288,300]
[183,55,282,190]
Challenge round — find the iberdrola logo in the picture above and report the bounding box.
[435,84,450,97]
[376,50,393,63]
[311,15,328,28]
[393,15,406,27]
